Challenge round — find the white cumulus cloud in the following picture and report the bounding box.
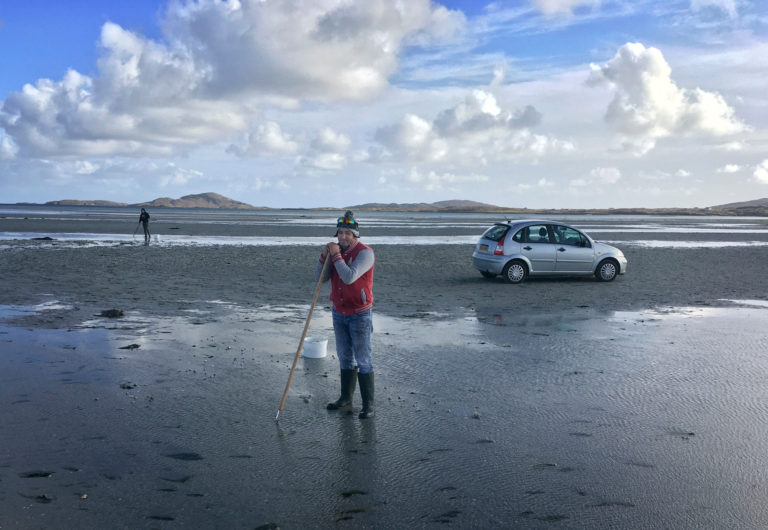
[570,166,621,188]
[532,0,598,15]
[588,42,745,155]
[311,127,351,154]
[717,164,741,173]
[160,165,204,187]
[717,141,744,151]
[538,178,555,188]
[0,0,464,159]
[303,152,348,170]
[373,89,570,165]
[74,161,100,175]
[228,121,299,157]
[299,127,352,170]
[591,166,622,184]
[406,167,489,191]
[0,136,18,160]
[754,160,768,184]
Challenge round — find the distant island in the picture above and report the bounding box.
[346,198,768,217]
[24,193,768,216]
[44,192,264,210]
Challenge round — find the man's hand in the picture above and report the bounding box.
[326,242,341,256]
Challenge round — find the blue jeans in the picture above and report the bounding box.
[332,309,373,374]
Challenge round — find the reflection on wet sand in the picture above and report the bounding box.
[2,301,768,528]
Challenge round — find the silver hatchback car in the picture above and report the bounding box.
[472,219,628,284]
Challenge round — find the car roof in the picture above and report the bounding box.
[495,219,594,235]
[498,219,566,227]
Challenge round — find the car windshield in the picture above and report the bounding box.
[482,224,510,242]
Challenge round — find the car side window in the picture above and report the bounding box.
[525,224,550,243]
[552,225,565,243]
[556,226,589,247]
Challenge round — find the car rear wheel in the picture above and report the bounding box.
[595,259,618,282]
[480,271,496,279]
[502,260,527,284]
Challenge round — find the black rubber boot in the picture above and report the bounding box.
[357,372,374,419]
[327,369,357,410]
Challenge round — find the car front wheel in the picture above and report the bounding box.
[502,260,527,284]
[595,259,618,282]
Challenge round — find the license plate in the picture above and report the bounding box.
[479,244,489,252]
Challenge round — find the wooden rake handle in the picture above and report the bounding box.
[275,257,331,421]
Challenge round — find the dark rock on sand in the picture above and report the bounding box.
[19,470,54,478]
[165,452,204,461]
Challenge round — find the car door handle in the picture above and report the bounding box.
[557,247,566,252]
[523,246,532,250]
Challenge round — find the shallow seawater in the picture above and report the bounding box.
[1,302,768,528]
[3,208,768,251]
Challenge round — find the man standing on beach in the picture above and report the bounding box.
[139,208,151,244]
[316,211,376,419]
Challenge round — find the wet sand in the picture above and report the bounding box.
[2,221,768,528]
[2,241,767,328]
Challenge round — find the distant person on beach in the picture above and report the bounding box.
[139,208,151,244]
[315,211,376,419]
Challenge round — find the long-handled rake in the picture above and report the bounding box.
[275,257,330,421]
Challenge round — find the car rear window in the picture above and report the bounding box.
[481,224,510,242]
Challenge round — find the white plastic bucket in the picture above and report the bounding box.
[302,337,328,358]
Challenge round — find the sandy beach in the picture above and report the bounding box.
[2,240,767,327]
[2,210,768,528]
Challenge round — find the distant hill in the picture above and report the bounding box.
[347,199,768,216]
[348,200,508,212]
[33,194,768,216]
[44,199,126,207]
[711,198,768,208]
[132,192,260,209]
[708,197,768,215]
[46,192,263,210]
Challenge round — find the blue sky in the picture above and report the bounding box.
[1,0,766,208]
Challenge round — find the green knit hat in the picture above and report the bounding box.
[335,210,359,237]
